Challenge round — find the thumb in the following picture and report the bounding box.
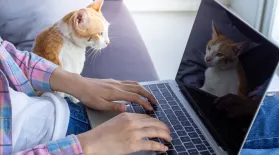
[102,100,127,112]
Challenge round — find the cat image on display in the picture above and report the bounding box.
[32,0,109,103]
[200,21,248,98]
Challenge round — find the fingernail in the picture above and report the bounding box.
[120,105,127,112]
[164,146,169,151]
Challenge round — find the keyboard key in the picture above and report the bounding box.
[155,111,164,116]
[167,115,177,121]
[200,135,206,141]
[133,106,145,114]
[191,138,202,144]
[172,139,182,146]
[178,152,189,155]
[196,129,202,135]
[168,101,178,106]
[180,136,191,143]
[157,84,166,88]
[149,85,158,90]
[188,132,198,138]
[200,151,211,155]
[160,88,169,93]
[185,127,194,132]
[209,148,215,153]
[196,144,207,151]
[170,133,179,140]
[161,104,170,109]
[174,145,186,152]
[188,149,199,155]
[126,106,134,113]
[172,106,181,111]
[175,111,185,117]
[166,150,177,155]
[181,121,191,127]
[177,130,187,136]
[164,109,174,115]
[166,97,175,101]
[158,100,167,104]
[183,142,195,149]
[203,141,210,147]
[192,123,198,129]
[178,116,187,122]
[173,125,183,131]
[170,127,175,133]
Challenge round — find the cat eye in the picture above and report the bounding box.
[98,32,103,36]
[88,37,92,42]
[216,53,223,57]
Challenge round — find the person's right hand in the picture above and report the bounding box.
[77,113,172,155]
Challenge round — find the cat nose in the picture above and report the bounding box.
[105,40,110,45]
[206,57,212,62]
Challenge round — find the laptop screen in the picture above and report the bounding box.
[176,0,279,154]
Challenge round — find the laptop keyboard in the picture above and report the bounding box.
[126,83,216,155]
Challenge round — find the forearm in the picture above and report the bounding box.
[50,68,82,95]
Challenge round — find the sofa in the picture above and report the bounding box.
[0,0,159,82]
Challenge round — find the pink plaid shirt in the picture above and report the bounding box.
[0,38,83,155]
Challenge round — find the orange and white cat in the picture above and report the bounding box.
[33,0,110,102]
[200,22,247,98]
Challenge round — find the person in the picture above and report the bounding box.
[240,91,279,155]
[0,38,171,154]
[214,79,270,118]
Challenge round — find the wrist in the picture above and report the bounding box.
[50,68,83,95]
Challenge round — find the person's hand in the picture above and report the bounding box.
[77,112,172,155]
[214,94,260,118]
[50,69,156,112]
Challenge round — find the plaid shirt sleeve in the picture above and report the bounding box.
[15,135,83,155]
[1,41,59,92]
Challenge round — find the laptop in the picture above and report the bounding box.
[86,0,279,154]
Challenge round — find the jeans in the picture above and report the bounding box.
[240,94,279,155]
[65,98,91,136]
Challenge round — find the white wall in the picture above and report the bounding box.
[131,12,197,80]
[230,0,264,30]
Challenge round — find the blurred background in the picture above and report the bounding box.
[123,0,278,80]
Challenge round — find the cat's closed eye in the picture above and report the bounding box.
[216,53,223,57]
[207,45,211,50]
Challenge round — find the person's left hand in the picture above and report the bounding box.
[214,94,259,118]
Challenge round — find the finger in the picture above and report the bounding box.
[121,81,140,85]
[130,140,168,153]
[112,90,153,110]
[101,100,127,112]
[120,112,151,119]
[137,127,172,142]
[121,84,157,105]
[136,118,170,132]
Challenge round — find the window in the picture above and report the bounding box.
[270,0,279,45]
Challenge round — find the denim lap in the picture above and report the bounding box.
[243,95,279,149]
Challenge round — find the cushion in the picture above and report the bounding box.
[82,1,159,81]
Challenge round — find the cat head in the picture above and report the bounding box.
[204,21,247,69]
[62,0,110,50]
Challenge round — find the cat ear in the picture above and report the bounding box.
[231,42,248,57]
[212,21,221,38]
[74,9,90,29]
[87,0,104,12]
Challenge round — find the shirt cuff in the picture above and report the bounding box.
[46,135,83,155]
